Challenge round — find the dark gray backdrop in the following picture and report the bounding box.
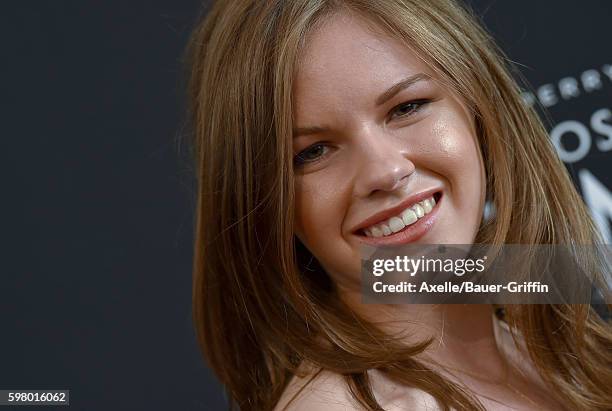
[2,1,610,410]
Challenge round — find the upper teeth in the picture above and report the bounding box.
[364,196,436,238]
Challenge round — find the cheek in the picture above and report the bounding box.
[294,173,349,245]
[418,108,486,233]
[294,173,361,280]
[431,114,484,184]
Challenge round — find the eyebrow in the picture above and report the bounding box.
[293,72,432,138]
[293,125,328,138]
[375,72,431,106]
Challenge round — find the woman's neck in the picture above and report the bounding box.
[339,289,510,378]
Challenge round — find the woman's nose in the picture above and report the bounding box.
[352,131,416,198]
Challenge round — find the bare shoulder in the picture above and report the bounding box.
[273,365,441,411]
[273,366,357,411]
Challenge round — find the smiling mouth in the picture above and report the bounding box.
[356,191,442,239]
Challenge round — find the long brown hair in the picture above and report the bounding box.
[184,0,612,409]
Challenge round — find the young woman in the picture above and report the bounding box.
[185,0,612,409]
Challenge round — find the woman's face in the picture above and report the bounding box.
[292,12,486,290]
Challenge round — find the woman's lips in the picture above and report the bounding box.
[355,192,442,246]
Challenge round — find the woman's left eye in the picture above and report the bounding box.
[389,99,430,120]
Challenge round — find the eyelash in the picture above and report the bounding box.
[293,143,331,167]
[389,99,430,120]
[293,99,431,168]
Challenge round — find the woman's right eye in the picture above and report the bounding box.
[293,143,330,167]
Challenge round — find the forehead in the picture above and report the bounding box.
[294,11,431,109]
